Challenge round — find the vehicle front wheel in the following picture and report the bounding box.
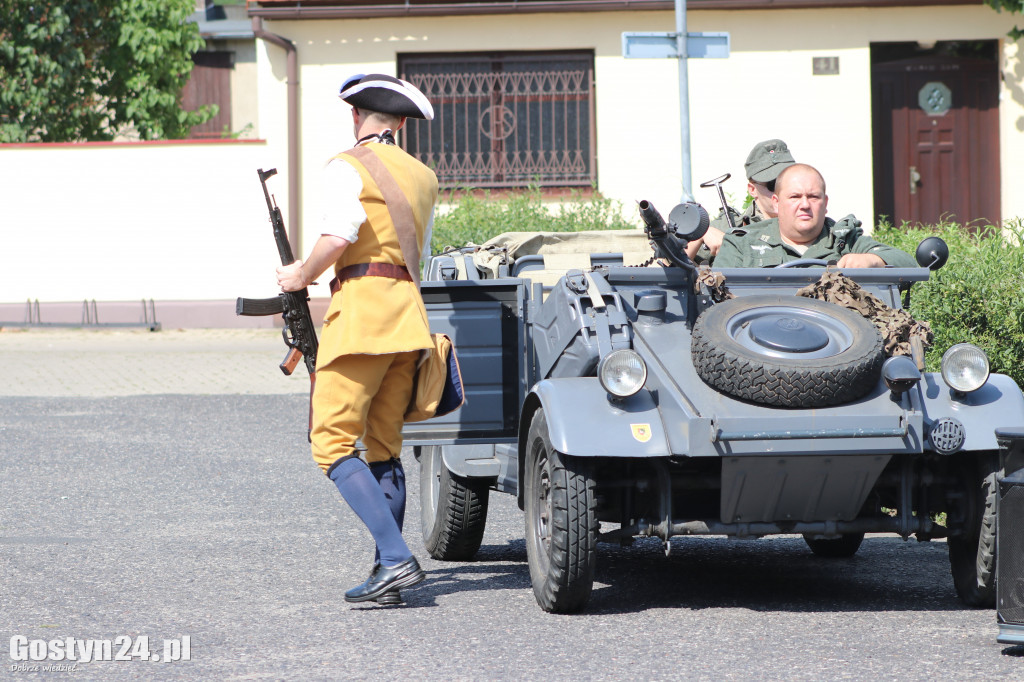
[417,445,489,561]
[803,532,864,558]
[524,408,599,613]
[948,462,998,608]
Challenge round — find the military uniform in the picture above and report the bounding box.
[290,73,438,604]
[695,139,794,265]
[714,215,917,268]
[312,142,438,474]
[710,201,767,232]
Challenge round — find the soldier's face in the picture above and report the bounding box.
[747,180,776,217]
[773,168,828,245]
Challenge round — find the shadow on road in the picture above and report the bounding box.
[583,535,971,615]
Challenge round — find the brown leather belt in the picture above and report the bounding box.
[329,262,412,295]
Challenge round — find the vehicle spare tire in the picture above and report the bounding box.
[691,295,884,408]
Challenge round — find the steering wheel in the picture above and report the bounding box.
[775,259,831,268]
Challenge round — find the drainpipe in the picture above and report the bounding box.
[251,17,301,255]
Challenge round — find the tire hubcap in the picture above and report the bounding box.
[727,305,855,359]
[749,314,830,353]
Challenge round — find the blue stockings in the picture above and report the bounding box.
[368,459,406,565]
[329,456,410,567]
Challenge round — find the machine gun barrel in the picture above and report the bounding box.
[638,200,668,238]
[637,199,697,274]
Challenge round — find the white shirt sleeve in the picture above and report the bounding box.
[320,159,366,244]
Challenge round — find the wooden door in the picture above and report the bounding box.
[872,49,1000,227]
[182,51,232,139]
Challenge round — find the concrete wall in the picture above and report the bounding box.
[0,140,286,328]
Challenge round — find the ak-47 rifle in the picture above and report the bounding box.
[236,168,319,379]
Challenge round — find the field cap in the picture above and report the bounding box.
[744,139,795,183]
[339,73,434,120]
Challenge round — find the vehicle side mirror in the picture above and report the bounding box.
[915,236,948,270]
[668,202,709,242]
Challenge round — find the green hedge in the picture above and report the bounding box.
[431,187,634,253]
[874,220,1024,387]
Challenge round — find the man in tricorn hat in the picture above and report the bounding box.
[687,138,795,261]
[276,74,438,605]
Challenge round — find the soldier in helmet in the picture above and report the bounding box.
[687,138,795,262]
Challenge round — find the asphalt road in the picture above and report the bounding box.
[1,330,1021,680]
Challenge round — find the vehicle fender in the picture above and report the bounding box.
[439,443,501,479]
[918,372,1024,451]
[524,378,671,458]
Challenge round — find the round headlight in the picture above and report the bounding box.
[941,343,989,393]
[598,349,647,397]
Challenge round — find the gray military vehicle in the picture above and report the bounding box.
[402,200,1024,613]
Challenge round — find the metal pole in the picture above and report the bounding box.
[252,18,301,256]
[675,0,693,202]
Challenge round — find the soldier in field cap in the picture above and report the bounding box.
[714,163,916,268]
[276,73,438,606]
[687,138,796,262]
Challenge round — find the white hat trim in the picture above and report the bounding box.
[340,78,434,121]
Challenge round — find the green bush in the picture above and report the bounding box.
[431,186,635,253]
[874,219,1024,387]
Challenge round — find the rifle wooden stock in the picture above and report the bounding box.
[281,346,303,376]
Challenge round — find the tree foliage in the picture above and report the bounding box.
[0,0,216,142]
[875,219,1024,388]
[984,0,1024,40]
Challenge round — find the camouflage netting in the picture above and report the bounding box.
[796,270,933,357]
[695,267,735,303]
[470,230,653,278]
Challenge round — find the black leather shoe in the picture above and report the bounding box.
[344,557,424,603]
[364,564,403,605]
[375,589,403,606]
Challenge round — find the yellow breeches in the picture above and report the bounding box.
[310,351,419,473]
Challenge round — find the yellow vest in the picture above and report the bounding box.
[316,143,439,368]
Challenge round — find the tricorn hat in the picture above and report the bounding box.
[744,139,795,183]
[339,73,434,120]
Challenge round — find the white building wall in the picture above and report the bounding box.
[0,141,278,304]
[256,6,1022,251]
[1,5,1021,326]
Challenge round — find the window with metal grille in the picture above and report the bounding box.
[399,51,596,189]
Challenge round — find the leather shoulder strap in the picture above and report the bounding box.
[341,146,421,287]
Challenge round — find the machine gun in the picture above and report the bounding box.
[236,168,319,378]
[638,199,709,272]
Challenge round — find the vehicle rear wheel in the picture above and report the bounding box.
[948,462,997,608]
[524,408,599,613]
[417,445,489,561]
[691,295,884,407]
[803,532,865,558]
